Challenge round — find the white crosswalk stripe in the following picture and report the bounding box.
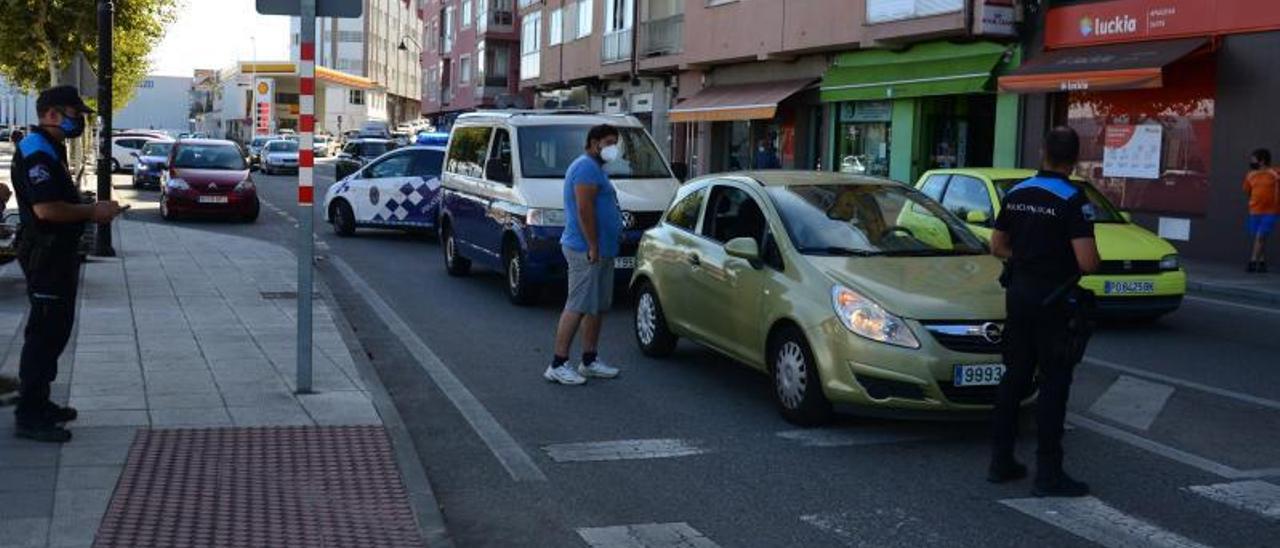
[1187,480,1280,521]
[577,522,720,548]
[801,509,946,546]
[1001,496,1211,548]
[776,428,936,447]
[1088,375,1175,431]
[543,439,707,463]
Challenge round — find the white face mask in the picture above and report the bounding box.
[600,144,621,163]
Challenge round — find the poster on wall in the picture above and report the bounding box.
[1103,124,1162,179]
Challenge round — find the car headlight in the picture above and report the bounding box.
[167,178,189,190]
[235,179,255,192]
[831,285,919,349]
[1159,253,1180,271]
[526,208,566,227]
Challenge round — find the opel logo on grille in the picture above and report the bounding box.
[621,211,636,229]
[980,322,1003,345]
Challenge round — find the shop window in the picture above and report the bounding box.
[939,175,993,225]
[921,95,995,172]
[1066,55,1215,217]
[837,101,892,177]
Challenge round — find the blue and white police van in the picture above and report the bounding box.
[438,111,679,305]
[323,145,446,237]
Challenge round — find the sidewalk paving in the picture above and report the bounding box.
[1182,258,1280,305]
[0,218,433,548]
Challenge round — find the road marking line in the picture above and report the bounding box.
[1001,496,1211,548]
[1083,356,1280,412]
[1184,295,1280,315]
[577,522,720,548]
[543,439,707,463]
[1187,480,1280,521]
[801,509,944,546]
[1088,375,1175,431]
[776,428,936,448]
[1067,413,1247,478]
[329,256,546,482]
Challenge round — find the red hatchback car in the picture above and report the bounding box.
[160,139,260,222]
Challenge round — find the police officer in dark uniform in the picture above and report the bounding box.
[12,85,123,442]
[987,127,1101,497]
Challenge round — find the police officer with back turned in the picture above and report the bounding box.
[987,127,1100,497]
[12,85,123,443]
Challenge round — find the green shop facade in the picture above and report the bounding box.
[820,40,1022,185]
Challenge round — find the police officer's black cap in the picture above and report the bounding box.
[36,85,95,115]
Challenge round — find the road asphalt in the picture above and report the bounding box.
[101,164,1280,548]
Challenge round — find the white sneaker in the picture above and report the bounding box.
[578,359,620,379]
[544,364,587,385]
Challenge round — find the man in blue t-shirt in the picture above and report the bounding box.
[544,125,625,385]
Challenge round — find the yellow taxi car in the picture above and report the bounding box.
[914,168,1185,319]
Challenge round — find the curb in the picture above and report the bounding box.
[322,262,455,548]
[1186,280,1280,307]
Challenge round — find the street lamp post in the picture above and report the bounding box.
[94,0,115,257]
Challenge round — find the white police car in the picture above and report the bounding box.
[323,145,445,236]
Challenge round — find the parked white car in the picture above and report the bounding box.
[260,139,300,175]
[111,135,159,172]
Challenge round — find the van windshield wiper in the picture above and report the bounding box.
[879,248,984,257]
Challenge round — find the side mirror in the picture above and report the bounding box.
[129,151,139,158]
[725,237,762,267]
[1120,211,1133,222]
[485,158,513,185]
[965,211,991,226]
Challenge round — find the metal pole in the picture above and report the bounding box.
[94,0,115,257]
[296,0,317,394]
[251,36,258,139]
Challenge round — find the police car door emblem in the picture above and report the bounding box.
[370,186,380,205]
[980,322,1003,344]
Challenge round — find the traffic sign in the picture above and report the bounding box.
[255,0,362,17]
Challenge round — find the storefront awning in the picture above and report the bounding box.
[998,38,1208,94]
[669,79,814,123]
[820,41,1011,103]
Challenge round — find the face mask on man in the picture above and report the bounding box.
[58,112,86,138]
[600,144,621,163]
[1250,161,1262,170]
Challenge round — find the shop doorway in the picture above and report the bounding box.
[920,94,996,172]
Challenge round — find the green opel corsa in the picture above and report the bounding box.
[631,171,1012,426]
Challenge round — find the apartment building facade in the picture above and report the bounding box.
[419,0,528,127]
[516,0,1025,183]
[291,0,424,127]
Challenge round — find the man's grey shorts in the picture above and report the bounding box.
[563,246,614,315]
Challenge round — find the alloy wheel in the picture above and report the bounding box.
[775,341,807,410]
[636,293,657,345]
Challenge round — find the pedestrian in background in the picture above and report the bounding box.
[988,126,1100,497]
[11,86,124,442]
[1243,148,1279,273]
[754,137,781,170]
[543,124,624,386]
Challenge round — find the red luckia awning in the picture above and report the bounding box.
[998,38,1208,93]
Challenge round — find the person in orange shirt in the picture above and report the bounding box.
[1244,148,1280,273]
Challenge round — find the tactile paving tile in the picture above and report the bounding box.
[94,426,425,548]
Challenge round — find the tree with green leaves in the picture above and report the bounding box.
[0,0,180,111]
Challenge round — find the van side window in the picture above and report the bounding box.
[484,129,513,185]
[446,126,493,178]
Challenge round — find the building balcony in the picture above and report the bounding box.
[479,0,516,34]
[640,14,682,57]
[602,29,633,65]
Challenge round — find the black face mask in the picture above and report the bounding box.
[1251,161,1262,170]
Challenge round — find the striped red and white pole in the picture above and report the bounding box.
[298,41,316,206]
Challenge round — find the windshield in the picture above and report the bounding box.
[266,141,298,152]
[140,142,172,157]
[173,144,246,171]
[250,137,271,147]
[359,142,390,157]
[767,184,988,257]
[993,179,1124,223]
[517,125,671,179]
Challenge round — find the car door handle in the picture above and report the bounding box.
[686,254,701,267]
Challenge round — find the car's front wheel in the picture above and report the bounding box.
[504,243,539,306]
[242,200,260,223]
[111,159,121,173]
[769,327,832,426]
[634,281,677,357]
[330,200,356,236]
[159,196,174,221]
[442,224,471,276]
